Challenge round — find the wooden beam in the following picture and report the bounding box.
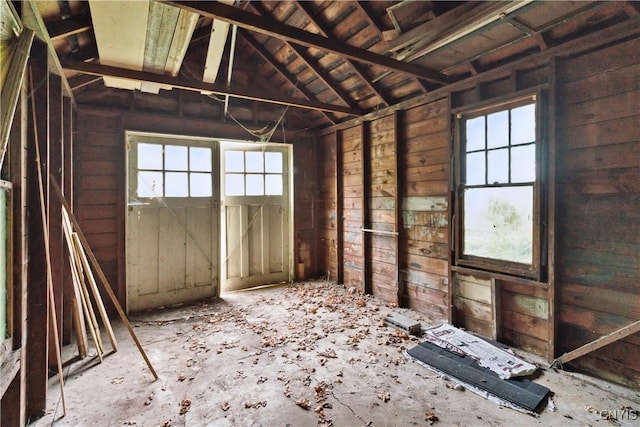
[47,75,64,368]
[554,320,640,365]
[62,96,74,344]
[25,44,49,418]
[294,1,393,106]
[247,1,357,110]
[68,74,102,91]
[0,29,35,170]
[46,13,92,41]
[22,1,75,103]
[166,1,452,85]
[238,30,337,125]
[61,59,362,116]
[335,131,344,285]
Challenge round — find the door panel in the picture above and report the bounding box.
[221,143,291,292]
[126,132,219,312]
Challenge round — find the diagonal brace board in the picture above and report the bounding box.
[554,319,640,365]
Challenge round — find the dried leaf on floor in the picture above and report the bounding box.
[244,400,267,409]
[424,411,439,425]
[179,399,191,415]
[177,374,187,382]
[295,398,311,409]
[111,376,124,385]
[318,348,337,358]
[257,376,268,384]
[144,392,155,406]
[445,382,464,391]
[376,391,391,402]
[160,421,171,427]
[220,402,230,411]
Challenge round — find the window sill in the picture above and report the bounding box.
[451,265,548,289]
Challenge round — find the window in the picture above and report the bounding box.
[136,143,213,198]
[456,95,542,278]
[224,150,283,196]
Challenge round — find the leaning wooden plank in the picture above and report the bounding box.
[70,298,87,358]
[72,231,117,352]
[554,319,640,365]
[31,71,66,415]
[71,231,104,358]
[61,210,88,357]
[50,176,159,380]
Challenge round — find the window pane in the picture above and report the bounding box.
[165,172,188,197]
[225,151,244,172]
[466,152,485,185]
[190,173,212,197]
[246,174,264,196]
[463,186,533,264]
[466,117,485,152]
[225,174,244,196]
[165,145,188,171]
[511,144,536,183]
[511,103,536,145]
[245,152,264,173]
[265,152,283,173]
[487,110,509,149]
[138,171,163,197]
[138,143,163,170]
[266,174,283,195]
[487,148,509,184]
[190,147,212,172]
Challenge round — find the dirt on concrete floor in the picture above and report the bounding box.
[31,281,640,426]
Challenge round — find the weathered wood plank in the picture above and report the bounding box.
[401,196,448,211]
[501,291,549,320]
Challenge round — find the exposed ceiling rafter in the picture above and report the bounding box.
[294,0,393,107]
[247,1,357,111]
[239,30,337,125]
[61,59,362,116]
[351,1,430,95]
[163,1,453,85]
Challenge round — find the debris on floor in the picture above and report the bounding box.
[408,324,550,414]
[422,323,537,379]
[32,281,640,427]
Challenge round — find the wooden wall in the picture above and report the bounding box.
[75,107,317,311]
[555,36,640,388]
[341,125,364,292]
[316,25,638,389]
[75,112,124,315]
[399,99,450,317]
[318,133,338,280]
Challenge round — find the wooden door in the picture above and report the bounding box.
[126,132,219,312]
[220,142,291,292]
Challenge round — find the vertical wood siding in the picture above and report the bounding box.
[341,125,365,291]
[399,98,450,319]
[318,133,338,280]
[556,37,640,388]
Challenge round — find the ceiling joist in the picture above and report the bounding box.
[61,59,362,116]
[294,0,392,106]
[239,30,337,125]
[164,1,453,85]
[247,2,357,111]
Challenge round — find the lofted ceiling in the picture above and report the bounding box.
[29,0,640,131]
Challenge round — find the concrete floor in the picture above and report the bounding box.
[32,281,639,426]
